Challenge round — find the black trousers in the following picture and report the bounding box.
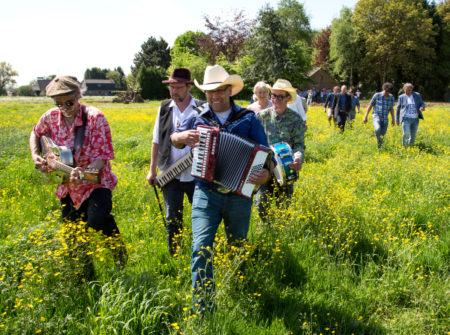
[61,187,120,237]
[161,179,195,254]
[336,111,348,132]
[60,188,126,277]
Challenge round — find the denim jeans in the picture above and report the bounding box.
[402,117,419,148]
[162,179,195,254]
[254,179,294,223]
[190,184,252,309]
[373,118,389,148]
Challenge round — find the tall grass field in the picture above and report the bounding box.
[0,97,448,334]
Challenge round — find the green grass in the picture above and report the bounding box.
[0,97,448,334]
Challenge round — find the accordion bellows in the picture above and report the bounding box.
[192,125,270,198]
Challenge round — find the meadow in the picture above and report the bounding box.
[0,97,448,335]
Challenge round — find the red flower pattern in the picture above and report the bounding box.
[33,105,117,209]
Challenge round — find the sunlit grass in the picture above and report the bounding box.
[0,98,448,334]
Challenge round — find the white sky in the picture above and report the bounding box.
[1,0,358,87]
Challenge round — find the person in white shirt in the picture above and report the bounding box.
[288,92,308,130]
[395,83,425,148]
[147,68,204,255]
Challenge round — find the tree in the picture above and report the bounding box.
[172,31,205,57]
[353,0,436,91]
[135,64,169,100]
[276,0,312,44]
[84,67,108,79]
[243,5,312,88]
[17,85,34,96]
[434,0,450,100]
[0,62,18,95]
[132,36,171,76]
[313,27,331,69]
[416,0,450,99]
[195,11,254,63]
[329,8,361,87]
[106,67,127,91]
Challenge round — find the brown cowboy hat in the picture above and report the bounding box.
[162,68,193,84]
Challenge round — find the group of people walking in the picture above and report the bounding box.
[148,66,305,310]
[323,82,425,148]
[29,65,425,312]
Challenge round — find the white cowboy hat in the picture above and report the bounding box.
[194,65,244,96]
[271,79,297,103]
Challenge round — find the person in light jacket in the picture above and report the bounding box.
[396,83,425,148]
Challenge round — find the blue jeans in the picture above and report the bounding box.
[373,118,389,148]
[254,179,294,223]
[191,184,252,309]
[162,179,195,254]
[402,117,419,148]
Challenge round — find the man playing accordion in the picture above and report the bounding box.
[171,65,270,311]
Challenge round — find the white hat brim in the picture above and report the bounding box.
[194,74,244,97]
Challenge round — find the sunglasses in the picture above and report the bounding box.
[271,94,288,100]
[54,100,75,108]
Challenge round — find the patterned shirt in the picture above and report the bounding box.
[370,92,394,121]
[257,107,305,162]
[33,105,117,209]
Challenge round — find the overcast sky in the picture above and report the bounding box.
[1,0,358,87]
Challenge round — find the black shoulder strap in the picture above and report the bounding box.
[194,98,206,107]
[73,105,88,155]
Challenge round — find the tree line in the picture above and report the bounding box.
[133,0,449,101]
[1,0,448,100]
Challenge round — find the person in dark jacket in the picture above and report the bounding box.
[331,85,352,132]
[171,65,271,311]
[324,86,340,125]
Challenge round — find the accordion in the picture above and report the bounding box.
[192,125,271,198]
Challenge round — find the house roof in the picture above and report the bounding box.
[308,67,324,77]
[81,79,115,91]
[32,79,52,92]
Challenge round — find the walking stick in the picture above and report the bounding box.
[153,185,166,226]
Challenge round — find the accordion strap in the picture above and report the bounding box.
[200,107,254,130]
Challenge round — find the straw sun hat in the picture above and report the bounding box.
[271,79,297,103]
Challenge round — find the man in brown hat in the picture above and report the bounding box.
[171,64,271,311]
[29,75,127,279]
[147,68,204,255]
